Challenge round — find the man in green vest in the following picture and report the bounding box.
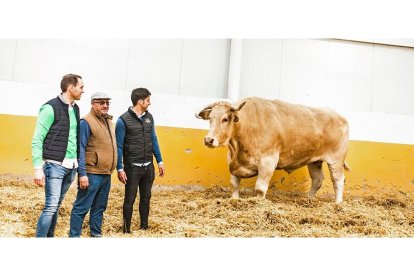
[32,73,84,237]
[69,92,117,237]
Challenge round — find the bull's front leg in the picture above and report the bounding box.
[227,151,241,199]
[255,155,279,199]
[230,174,241,199]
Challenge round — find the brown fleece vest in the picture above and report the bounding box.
[83,110,117,174]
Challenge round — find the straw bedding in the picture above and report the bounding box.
[1,174,413,237]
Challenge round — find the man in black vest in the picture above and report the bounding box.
[31,74,84,237]
[115,88,165,233]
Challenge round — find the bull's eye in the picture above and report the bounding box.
[222,118,228,123]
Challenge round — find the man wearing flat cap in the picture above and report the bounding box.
[69,92,117,237]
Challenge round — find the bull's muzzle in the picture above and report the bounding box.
[204,137,215,147]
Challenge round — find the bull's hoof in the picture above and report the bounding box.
[231,194,240,199]
[335,195,343,204]
[255,190,266,199]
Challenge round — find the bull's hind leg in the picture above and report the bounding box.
[230,174,241,199]
[307,161,324,198]
[327,160,345,204]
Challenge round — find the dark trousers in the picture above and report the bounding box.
[123,164,155,230]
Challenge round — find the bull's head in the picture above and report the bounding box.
[195,100,246,147]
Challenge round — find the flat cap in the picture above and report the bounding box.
[91,92,111,101]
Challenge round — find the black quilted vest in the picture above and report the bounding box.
[120,107,153,166]
[42,96,80,162]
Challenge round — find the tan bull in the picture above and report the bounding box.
[196,97,349,203]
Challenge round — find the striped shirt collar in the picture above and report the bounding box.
[59,93,76,107]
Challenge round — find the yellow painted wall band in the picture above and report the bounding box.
[1,114,413,198]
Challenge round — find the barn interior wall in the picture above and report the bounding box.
[0,39,413,197]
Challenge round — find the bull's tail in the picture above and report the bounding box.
[344,161,351,172]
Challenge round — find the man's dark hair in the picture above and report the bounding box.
[61,74,82,92]
[131,88,151,106]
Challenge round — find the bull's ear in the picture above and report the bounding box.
[230,100,246,112]
[195,107,212,120]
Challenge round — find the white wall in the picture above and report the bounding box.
[71,40,130,91]
[239,39,282,99]
[13,40,75,85]
[179,40,229,98]
[0,39,16,80]
[126,39,182,95]
[239,39,414,116]
[371,45,414,115]
[1,39,229,98]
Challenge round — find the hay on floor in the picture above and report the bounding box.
[1,174,413,237]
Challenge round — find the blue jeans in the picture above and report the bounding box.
[69,174,111,237]
[36,162,76,237]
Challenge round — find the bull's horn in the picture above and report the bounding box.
[196,102,218,120]
[195,108,212,119]
[230,100,246,112]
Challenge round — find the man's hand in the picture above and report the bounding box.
[118,169,128,184]
[158,163,165,177]
[34,168,45,187]
[79,175,89,189]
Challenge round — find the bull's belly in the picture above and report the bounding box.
[230,164,258,178]
[277,156,321,171]
[229,155,322,178]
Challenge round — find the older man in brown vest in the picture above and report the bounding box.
[69,92,117,237]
